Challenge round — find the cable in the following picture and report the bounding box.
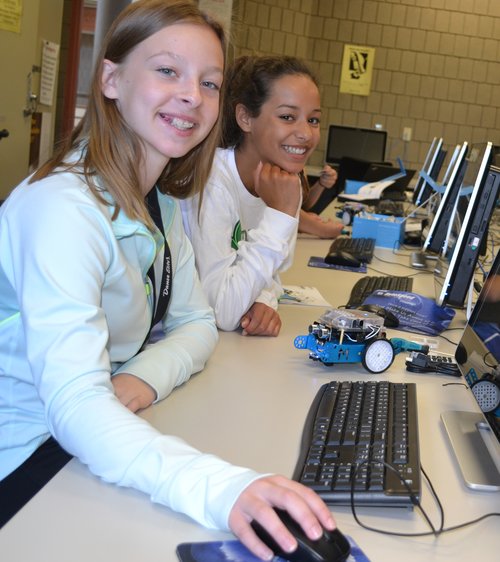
[349,461,500,537]
[405,352,461,376]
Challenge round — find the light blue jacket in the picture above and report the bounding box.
[0,169,262,530]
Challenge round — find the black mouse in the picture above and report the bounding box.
[357,304,399,328]
[250,508,351,562]
[324,250,361,268]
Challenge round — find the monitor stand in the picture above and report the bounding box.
[441,410,500,491]
[465,277,475,320]
[409,251,438,269]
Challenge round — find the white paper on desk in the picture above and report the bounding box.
[340,178,395,201]
[280,285,331,306]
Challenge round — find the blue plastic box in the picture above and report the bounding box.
[352,212,405,249]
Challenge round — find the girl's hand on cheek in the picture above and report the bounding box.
[253,162,301,217]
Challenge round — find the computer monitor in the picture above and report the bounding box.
[443,249,500,490]
[422,142,469,255]
[412,137,447,206]
[434,143,500,308]
[325,125,387,166]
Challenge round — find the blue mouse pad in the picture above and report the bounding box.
[177,535,370,561]
[308,256,368,273]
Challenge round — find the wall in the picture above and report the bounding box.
[231,0,500,171]
[0,0,64,198]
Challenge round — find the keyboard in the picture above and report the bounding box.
[293,380,421,507]
[346,275,413,308]
[327,237,375,263]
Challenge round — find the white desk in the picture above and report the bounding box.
[1,238,499,562]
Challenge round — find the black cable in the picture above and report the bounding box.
[435,331,461,346]
[349,461,500,537]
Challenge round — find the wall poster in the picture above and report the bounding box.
[0,0,22,33]
[339,44,375,96]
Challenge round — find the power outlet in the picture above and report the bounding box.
[402,127,412,142]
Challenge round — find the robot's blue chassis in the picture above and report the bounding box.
[294,334,366,366]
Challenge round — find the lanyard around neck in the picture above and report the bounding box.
[145,188,172,337]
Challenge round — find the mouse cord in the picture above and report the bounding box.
[349,461,500,537]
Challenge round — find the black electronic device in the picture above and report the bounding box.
[357,304,399,328]
[434,144,500,308]
[412,137,446,206]
[251,509,351,562]
[442,248,500,490]
[374,199,405,217]
[292,380,421,507]
[345,275,413,309]
[422,141,469,255]
[325,237,375,265]
[325,124,387,166]
[324,250,361,268]
[405,351,460,376]
[362,162,416,200]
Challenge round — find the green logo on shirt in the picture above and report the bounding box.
[231,221,242,250]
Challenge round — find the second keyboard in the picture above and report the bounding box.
[346,275,413,308]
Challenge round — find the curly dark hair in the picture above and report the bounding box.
[221,55,318,149]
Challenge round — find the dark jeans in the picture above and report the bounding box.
[0,437,72,528]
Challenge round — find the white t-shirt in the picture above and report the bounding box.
[181,147,300,331]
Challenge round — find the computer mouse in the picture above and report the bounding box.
[250,508,351,562]
[357,304,399,328]
[324,250,361,268]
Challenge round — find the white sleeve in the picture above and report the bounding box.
[183,183,298,331]
[5,186,263,531]
[113,203,218,402]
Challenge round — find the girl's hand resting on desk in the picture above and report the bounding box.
[112,373,156,413]
[228,474,336,561]
[254,162,301,217]
[240,302,281,336]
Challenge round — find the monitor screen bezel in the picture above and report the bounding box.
[435,144,498,308]
[423,141,469,255]
[325,124,387,166]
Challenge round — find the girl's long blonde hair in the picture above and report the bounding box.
[31,0,226,229]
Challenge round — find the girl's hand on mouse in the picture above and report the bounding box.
[111,373,156,412]
[228,474,336,561]
[253,162,301,217]
[240,302,281,336]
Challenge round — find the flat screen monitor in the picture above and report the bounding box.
[434,143,500,308]
[325,125,387,166]
[422,142,469,255]
[444,249,500,490]
[412,137,446,206]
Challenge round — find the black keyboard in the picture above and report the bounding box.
[293,380,421,507]
[328,237,375,263]
[346,275,413,308]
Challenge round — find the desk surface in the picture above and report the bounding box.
[2,238,499,562]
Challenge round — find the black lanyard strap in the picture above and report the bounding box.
[145,188,172,334]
